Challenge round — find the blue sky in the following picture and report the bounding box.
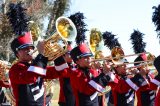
[67,0,160,62]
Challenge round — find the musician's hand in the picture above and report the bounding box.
[37,40,45,55]
[139,65,148,77]
[102,61,112,74]
[91,61,102,69]
[130,68,139,75]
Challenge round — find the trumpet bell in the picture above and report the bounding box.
[147,57,158,76]
[147,53,155,63]
[111,47,125,64]
[56,16,77,41]
[143,53,155,69]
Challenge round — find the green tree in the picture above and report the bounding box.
[0,0,71,61]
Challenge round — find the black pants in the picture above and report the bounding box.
[58,102,66,106]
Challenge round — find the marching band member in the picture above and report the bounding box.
[109,59,136,106]
[107,55,155,106]
[58,41,76,106]
[54,43,118,106]
[89,28,108,106]
[8,2,67,106]
[102,31,131,106]
[128,29,156,106]
[57,12,88,106]
[9,33,64,106]
[88,53,150,106]
[132,54,155,106]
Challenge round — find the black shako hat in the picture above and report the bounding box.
[134,53,147,66]
[10,32,34,54]
[70,43,93,62]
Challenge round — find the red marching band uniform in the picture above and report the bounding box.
[9,30,69,106]
[7,2,68,106]
[106,54,155,106]
[54,43,118,106]
[133,54,156,106]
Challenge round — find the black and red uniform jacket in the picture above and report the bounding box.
[9,54,66,106]
[109,73,155,106]
[56,65,118,106]
[108,74,135,106]
[135,74,155,106]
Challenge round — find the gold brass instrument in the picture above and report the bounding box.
[147,53,155,69]
[0,60,10,82]
[89,28,108,63]
[125,53,158,75]
[111,47,156,69]
[91,47,124,63]
[89,28,102,54]
[111,47,125,64]
[93,47,153,65]
[98,86,111,96]
[0,60,16,106]
[29,21,40,42]
[94,51,105,59]
[30,16,77,61]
